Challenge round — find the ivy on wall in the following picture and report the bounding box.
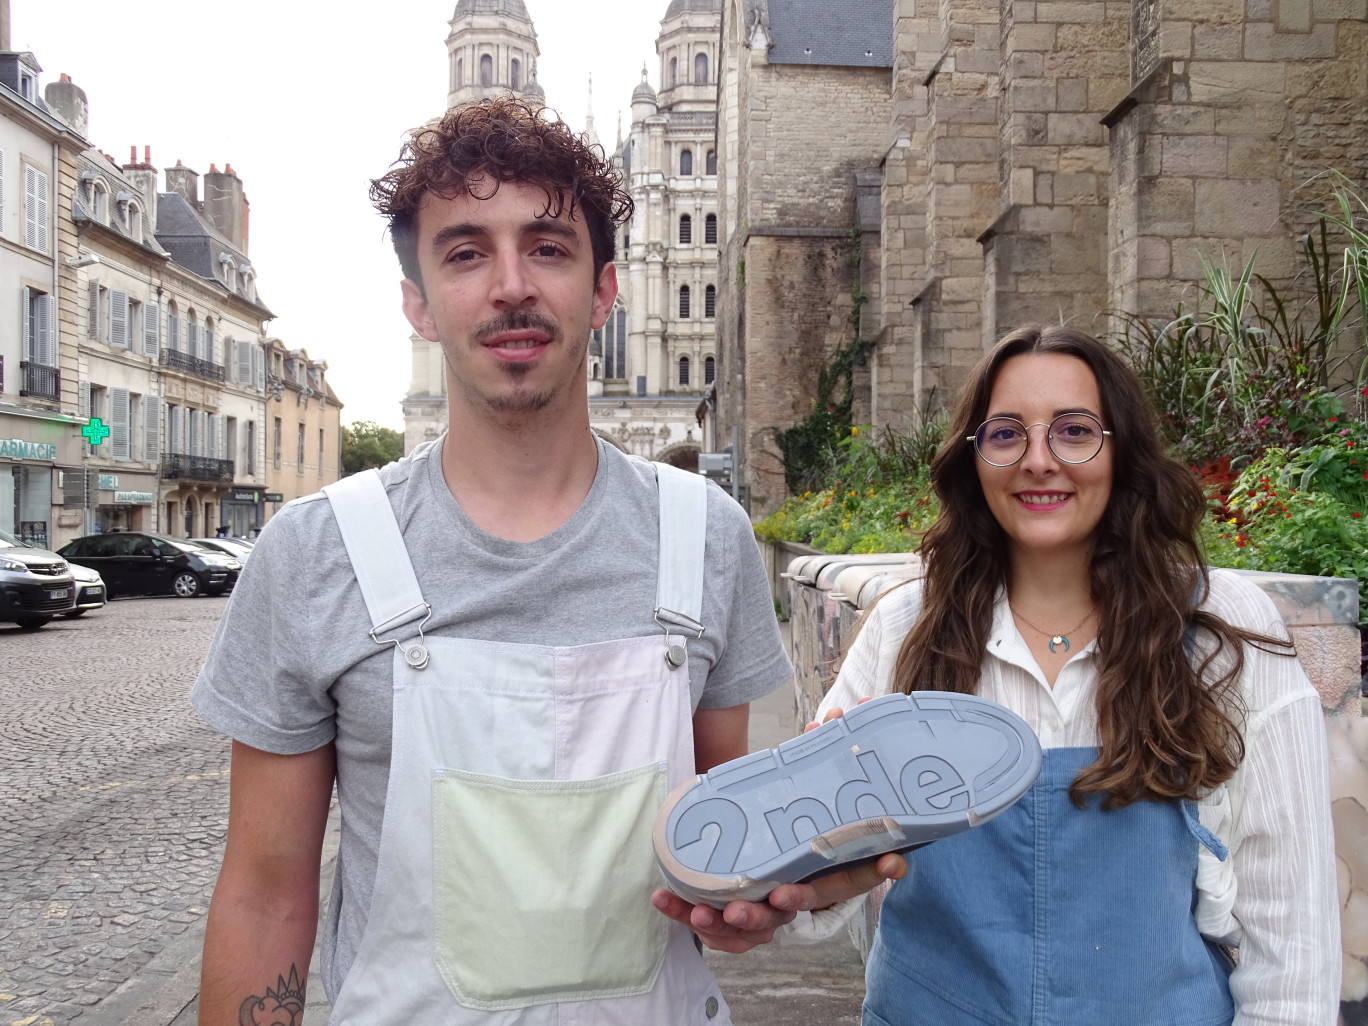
[773,227,872,495]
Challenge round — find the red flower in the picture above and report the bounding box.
[1356,512,1363,519]
[1330,417,1338,423]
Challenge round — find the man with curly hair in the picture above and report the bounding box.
[190,98,894,1025]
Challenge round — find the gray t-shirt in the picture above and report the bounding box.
[191,435,791,995]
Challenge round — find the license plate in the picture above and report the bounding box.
[87,587,103,596]
[49,589,70,600]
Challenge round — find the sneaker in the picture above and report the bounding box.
[653,691,1042,907]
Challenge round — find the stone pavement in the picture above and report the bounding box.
[0,598,867,1025]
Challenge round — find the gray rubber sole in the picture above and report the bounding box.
[654,691,1042,907]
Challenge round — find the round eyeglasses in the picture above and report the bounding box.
[967,413,1111,467]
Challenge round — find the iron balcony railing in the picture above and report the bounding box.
[160,348,226,383]
[20,361,60,400]
[161,453,235,482]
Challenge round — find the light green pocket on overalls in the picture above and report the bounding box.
[432,762,670,1010]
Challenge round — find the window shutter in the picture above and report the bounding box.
[110,290,129,349]
[234,338,250,384]
[254,345,264,390]
[21,285,31,360]
[143,303,160,356]
[189,409,200,456]
[111,388,131,460]
[179,407,190,455]
[25,166,49,252]
[188,321,201,361]
[166,404,178,454]
[205,327,214,365]
[144,394,160,463]
[88,282,100,338]
[169,313,181,352]
[35,293,52,366]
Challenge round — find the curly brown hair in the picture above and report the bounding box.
[892,325,1291,809]
[370,96,634,290]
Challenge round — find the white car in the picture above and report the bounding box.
[62,562,108,617]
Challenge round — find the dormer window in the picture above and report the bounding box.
[18,69,37,102]
[220,253,238,292]
[124,197,142,243]
[91,180,108,224]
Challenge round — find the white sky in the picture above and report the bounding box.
[12,1,671,430]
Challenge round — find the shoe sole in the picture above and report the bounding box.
[654,691,1042,907]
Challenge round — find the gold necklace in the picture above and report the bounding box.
[1010,606,1094,653]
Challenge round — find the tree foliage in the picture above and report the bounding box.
[341,420,404,476]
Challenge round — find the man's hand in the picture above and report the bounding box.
[650,851,906,954]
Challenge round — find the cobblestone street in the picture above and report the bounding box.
[0,597,232,1025]
[0,597,866,1025]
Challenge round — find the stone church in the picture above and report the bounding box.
[402,0,720,471]
[714,0,1368,514]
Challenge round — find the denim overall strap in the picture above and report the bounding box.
[863,747,1234,1026]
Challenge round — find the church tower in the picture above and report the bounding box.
[445,0,544,109]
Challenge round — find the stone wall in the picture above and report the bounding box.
[715,16,892,514]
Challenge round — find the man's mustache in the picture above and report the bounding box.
[470,309,563,345]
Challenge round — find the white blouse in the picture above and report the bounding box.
[795,568,1340,1025]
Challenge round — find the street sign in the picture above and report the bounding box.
[263,492,283,502]
[82,417,111,446]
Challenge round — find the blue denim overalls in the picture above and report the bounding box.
[862,746,1234,1026]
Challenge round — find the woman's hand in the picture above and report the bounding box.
[804,695,874,733]
[650,851,906,953]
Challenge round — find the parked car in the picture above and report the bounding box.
[191,537,254,562]
[62,562,108,617]
[0,528,76,629]
[57,532,239,598]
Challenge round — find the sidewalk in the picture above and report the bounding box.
[150,623,867,1025]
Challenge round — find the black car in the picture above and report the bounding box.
[58,532,239,599]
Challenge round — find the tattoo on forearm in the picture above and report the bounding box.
[238,965,306,1026]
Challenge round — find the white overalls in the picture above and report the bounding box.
[320,462,729,1025]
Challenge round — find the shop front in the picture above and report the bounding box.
[93,472,160,535]
[220,486,277,539]
[0,412,78,549]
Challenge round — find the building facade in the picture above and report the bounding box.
[0,53,84,547]
[263,337,342,512]
[446,0,544,108]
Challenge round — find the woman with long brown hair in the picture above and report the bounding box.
[814,325,1338,1024]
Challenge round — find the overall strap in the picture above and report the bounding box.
[322,470,429,640]
[653,463,707,628]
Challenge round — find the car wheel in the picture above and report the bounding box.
[172,572,203,598]
[15,615,52,630]
[62,609,87,618]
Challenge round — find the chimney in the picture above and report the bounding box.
[44,73,88,137]
[122,144,159,234]
[202,163,246,252]
[164,160,200,211]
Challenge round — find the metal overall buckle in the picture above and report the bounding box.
[654,607,704,669]
[368,602,433,671]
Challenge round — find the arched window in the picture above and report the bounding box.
[456,56,464,87]
[705,213,717,244]
[704,356,716,384]
[706,149,717,176]
[679,286,691,318]
[480,54,493,86]
[203,316,215,364]
[669,57,678,86]
[187,310,200,359]
[126,200,142,243]
[679,356,691,386]
[679,214,692,244]
[167,300,181,352]
[511,58,521,90]
[91,180,108,224]
[680,149,693,177]
[704,284,716,318]
[694,53,708,85]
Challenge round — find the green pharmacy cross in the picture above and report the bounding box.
[82,417,111,446]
